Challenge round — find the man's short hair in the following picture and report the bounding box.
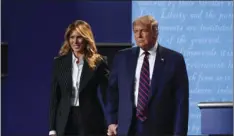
[133,15,158,33]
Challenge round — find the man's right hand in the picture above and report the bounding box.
[107,124,118,136]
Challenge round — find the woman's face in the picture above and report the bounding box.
[69,30,86,54]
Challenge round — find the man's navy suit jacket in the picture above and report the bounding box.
[106,45,189,136]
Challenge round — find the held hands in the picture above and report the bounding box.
[107,124,118,136]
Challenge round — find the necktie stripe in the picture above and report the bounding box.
[139,81,150,90]
[138,87,149,98]
[140,76,150,85]
[138,95,147,105]
[137,108,144,114]
[142,67,149,74]
[141,71,150,81]
[138,90,148,100]
[137,51,150,122]
[143,61,149,67]
[143,59,149,65]
[137,102,145,110]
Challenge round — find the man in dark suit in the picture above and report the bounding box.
[106,15,189,136]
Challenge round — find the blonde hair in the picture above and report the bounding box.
[59,20,102,70]
[133,15,158,36]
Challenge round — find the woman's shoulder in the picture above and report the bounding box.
[53,54,68,61]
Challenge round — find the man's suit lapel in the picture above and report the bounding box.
[149,45,166,102]
[126,47,139,102]
[79,59,94,93]
[127,47,140,80]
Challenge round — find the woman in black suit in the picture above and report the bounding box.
[49,20,109,136]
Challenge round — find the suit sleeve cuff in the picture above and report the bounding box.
[107,115,118,126]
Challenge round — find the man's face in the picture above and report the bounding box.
[133,22,154,50]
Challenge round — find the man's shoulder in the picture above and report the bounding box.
[117,46,137,55]
[160,45,183,59]
[119,46,135,52]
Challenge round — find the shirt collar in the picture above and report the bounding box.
[72,53,84,64]
[139,42,158,57]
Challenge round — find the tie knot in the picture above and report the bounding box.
[144,51,150,57]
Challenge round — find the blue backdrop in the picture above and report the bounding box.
[132,1,233,135]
